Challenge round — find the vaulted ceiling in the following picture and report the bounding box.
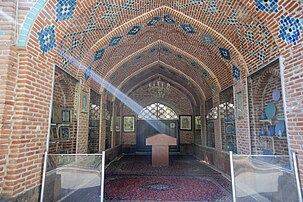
[27,0,285,101]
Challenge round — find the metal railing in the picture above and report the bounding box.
[40,151,105,202]
[230,152,302,202]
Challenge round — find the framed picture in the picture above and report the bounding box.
[50,126,58,140]
[60,127,69,139]
[62,109,70,123]
[237,91,243,119]
[81,91,88,112]
[123,116,135,132]
[52,106,61,123]
[195,115,201,130]
[180,115,192,130]
[116,116,121,132]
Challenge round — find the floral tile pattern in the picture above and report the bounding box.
[94,48,105,61]
[180,24,196,34]
[37,25,56,54]
[109,36,123,46]
[232,65,241,80]
[219,47,231,60]
[254,0,279,13]
[127,25,142,36]
[56,0,77,21]
[278,15,303,45]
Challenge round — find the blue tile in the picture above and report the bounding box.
[56,0,77,21]
[0,31,5,35]
[180,24,196,34]
[109,36,123,46]
[219,48,231,60]
[37,25,56,54]
[147,17,161,26]
[127,25,142,36]
[278,15,303,45]
[163,14,176,24]
[94,48,105,61]
[201,34,215,44]
[84,66,92,81]
[254,0,278,13]
[232,65,241,80]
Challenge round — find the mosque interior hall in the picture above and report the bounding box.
[0,0,303,201]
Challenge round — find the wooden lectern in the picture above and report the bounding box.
[146,134,177,167]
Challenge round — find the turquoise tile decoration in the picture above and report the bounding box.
[245,31,254,42]
[232,65,240,80]
[163,14,176,24]
[201,34,215,45]
[202,71,209,78]
[147,17,161,26]
[254,0,278,13]
[109,36,123,46]
[56,0,77,21]
[208,1,219,14]
[18,0,47,46]
[211,84,216,92]
[84,66,92,81]
[37,25,56,54]
[180,24,196,34]
[127,25,142,35]
[219,48,231,60]
[94,48,105,61]
[278,15,303,45]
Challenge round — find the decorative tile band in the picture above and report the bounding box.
[18,0,48,46]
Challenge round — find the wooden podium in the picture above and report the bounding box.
[146,134,177,167]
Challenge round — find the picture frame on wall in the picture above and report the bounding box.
[237,91,243,119]
[123,116,135,132]
[50,126,58,140]
[180,115,192,130]
[60,127,69,139]
[195,115,201,130]
[52,106,61,123]
[81,91,88,112]
[62,109,70,123]
[116,116,121,132]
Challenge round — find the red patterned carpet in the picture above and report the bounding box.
[104,155,233,201]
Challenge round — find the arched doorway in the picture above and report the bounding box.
[137,102,179,152]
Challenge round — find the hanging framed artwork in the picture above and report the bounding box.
[180,115,192,131]
[237,91,243,119]
[195,115,201,130]
[81,91,88,113]
[123,116,135,132]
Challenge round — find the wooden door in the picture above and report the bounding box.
[137,120,178,152]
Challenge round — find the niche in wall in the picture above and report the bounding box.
[88,89,101,153]
[219,86,237,153]
[248,59,288,155]
[205,98,216,148]
[49,67,79,154]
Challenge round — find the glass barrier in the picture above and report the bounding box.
[231,154,301,202]
[41,153,105,202]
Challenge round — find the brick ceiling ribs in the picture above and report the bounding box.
[30,0,280,100]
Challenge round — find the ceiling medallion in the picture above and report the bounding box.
[148,77,171,99]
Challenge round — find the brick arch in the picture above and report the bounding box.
[111,61,203,105]
[122,74,198,114]
[254,67,281,97]
[82,6,248,79]
[101,40,219,92]
[22,0,284,85]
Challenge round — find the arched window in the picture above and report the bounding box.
[138,102,178,120]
